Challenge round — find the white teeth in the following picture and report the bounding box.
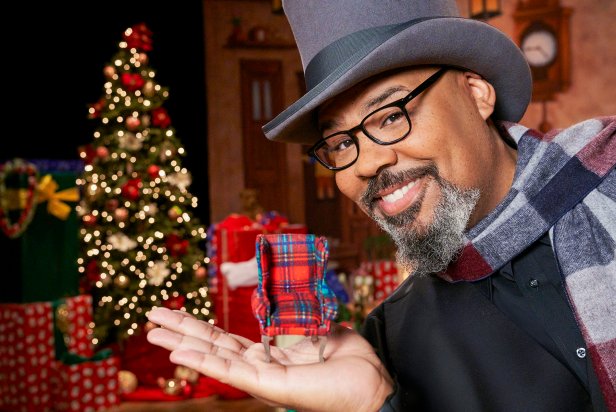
[381,180,418,204]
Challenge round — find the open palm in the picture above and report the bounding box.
[147,307,393,411]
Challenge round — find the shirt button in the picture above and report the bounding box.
[529,279,539,288]
[576,348,586,359]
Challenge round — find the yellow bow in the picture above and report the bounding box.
[37,175,80,220]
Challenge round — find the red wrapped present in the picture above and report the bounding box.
[53,351,120,411]
[60,295,94,358]
[0,301,55,412]
[210,214,264,343]
[364,260,400,301]
[0,295,95,411]
[215,214,264,264]
[121,327,176,387]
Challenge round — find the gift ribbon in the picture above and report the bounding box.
[60,348,113,365]
[37,174,80,220]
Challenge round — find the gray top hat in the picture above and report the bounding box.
[263,0,532,144]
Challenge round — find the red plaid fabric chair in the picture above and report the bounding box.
[251,233,338,362]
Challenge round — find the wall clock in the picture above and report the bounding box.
[513,0,572,102]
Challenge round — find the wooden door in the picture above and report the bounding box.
[240,59,288,214]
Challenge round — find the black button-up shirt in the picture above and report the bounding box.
[473,232,606,410]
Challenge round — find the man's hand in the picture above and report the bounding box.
[146,307,393,412]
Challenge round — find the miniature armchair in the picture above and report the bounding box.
[251,233,338,363]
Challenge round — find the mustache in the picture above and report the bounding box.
[360,164,439,209]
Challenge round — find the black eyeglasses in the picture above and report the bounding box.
[308,67,448,171]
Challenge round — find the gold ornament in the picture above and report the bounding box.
[114,274,130,288]
[118,370,138,394]
[55,303,70,335]
[137,52,148,65]
[174,366,199,384]
[159,378,187,396]
[103,65,116,79]
[144,321,158,332]
[143,81,155,97]
[55,303,72,347]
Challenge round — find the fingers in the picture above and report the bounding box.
[147,307,251,353]
[147,328,244,362]
[169,349,265,394]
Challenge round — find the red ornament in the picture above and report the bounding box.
[96,146,109,160]
[85,260,101,283]
[88,98,106,119]
[121,73,145,92]
[147,165,161,179]
[165,234,189,257]
[163,295,186,310]
[194,266,207,280]
[151,107,171,128]
[125,116,141,131]
[121,178,142,201]
[123,23,153,51]
[78,144,97,165]
[82,214,98,226]
[106,199,119,211]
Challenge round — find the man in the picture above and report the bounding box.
[147,0,615,410]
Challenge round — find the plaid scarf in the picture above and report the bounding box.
[438,116,616,409]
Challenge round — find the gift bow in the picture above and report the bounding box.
[37,174,80,220]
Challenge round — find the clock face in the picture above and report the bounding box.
[521,28,558,67]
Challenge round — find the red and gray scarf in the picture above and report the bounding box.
[439,117,616,409]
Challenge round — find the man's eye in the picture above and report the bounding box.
[327,138,354,153]
[381,111,404,127]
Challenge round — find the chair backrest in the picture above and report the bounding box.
[253,233,337,336]
[256,233,328,298]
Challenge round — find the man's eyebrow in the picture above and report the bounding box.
[318,86,409,134]
[362,86,408,114]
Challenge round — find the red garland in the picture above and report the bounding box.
[0,160,39,238]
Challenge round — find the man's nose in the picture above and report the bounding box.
[352,133,397,178]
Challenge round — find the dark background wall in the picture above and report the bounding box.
[2,1,210,222]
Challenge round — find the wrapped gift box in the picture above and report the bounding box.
[209,214,307,343]
[61,295,94,358]
[0,295,95,412]
[53,353,120,412]
[363,260,400,301]
[0,301,55,412]
[0,160,82,303]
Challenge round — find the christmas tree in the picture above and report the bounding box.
[77,23,213,347]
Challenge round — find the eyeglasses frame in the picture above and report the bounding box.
[308,67,449,171]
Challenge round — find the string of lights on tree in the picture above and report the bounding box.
[77,23,214,346]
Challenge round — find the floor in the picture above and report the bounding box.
[111,397,278,412]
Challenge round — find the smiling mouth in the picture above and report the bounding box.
[380,179,420,204]
[361,165,438,219]
[376,176,427,216]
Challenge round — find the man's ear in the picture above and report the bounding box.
[464,72,496,120]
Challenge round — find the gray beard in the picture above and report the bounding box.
[362,166,480,277]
